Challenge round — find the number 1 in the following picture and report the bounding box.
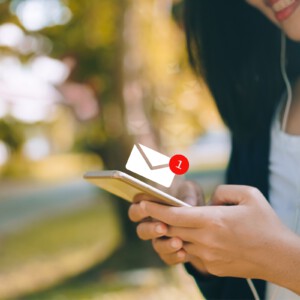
[176,160,182,170]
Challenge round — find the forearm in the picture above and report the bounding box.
[263,230,300,294]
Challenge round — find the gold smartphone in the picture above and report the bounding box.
[83,170,191,207]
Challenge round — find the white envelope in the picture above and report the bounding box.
[126,144,175,188]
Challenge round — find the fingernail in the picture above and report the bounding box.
[155,224,165,234]
[171,239,180,249]
[140,201,146,210]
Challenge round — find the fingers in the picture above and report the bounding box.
[135,219,203,243]
[211,185,263,206]
[133,193,154,203]
[140,201,212,228]
[136,221,167,240]
[128,202,149,222]
[177,181,205,206]
[152,237,183,254]
[159,248,187,265]
[134,180,205,208]
[166,227,199,243]
[136,225,187,265]
[183,242,202,257]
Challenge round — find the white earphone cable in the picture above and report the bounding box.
[267,31,294,300]
[245,31,292,300]
[247,278,260,300]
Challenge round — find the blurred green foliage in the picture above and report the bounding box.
[0,1,220,298]
[0,0,129,168]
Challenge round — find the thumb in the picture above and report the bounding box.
[176,181,205,207]
[210,185,257,206]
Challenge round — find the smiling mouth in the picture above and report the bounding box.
[267,0,300,21]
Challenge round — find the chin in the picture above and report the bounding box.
[282,14,300,42]
[285,28,300,42]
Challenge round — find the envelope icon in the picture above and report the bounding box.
[126,144,175,188]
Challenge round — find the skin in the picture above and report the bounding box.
[129,0,300,294]
[246,0,300,41]
[130,187,300,294]
[130,181,210,274]
[286,77,300,135]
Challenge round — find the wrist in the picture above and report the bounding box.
[262,228,300,292]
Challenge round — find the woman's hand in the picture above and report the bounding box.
[131,185,300,288]
[128,181,208,273]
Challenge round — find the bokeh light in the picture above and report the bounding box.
[12,0,72,31]
[0,23,24,48]
[0,1,227,299]
[23,136,51,161]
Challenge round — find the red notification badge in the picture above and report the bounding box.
[169,154,189,175]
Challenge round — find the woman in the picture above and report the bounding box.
[129,1,300,299]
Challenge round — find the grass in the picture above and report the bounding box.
[0,198,122,299]
[21,266,203,300]
[0,188,206,300]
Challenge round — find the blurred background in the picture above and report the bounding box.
[0,0,230,299]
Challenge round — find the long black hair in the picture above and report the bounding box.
[184,0,300,138]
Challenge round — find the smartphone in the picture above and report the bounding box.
[83,170,191,207]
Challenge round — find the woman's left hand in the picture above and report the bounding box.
[135,185,292,280]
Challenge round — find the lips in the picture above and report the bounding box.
[267,0,300,21]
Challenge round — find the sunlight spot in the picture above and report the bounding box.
[0,23,24,48]
[14,0,72,32]
[23,136,51,161]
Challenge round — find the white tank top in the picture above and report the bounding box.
[266,102,300,300]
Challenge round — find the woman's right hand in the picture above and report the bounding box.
[128,181,209,274]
